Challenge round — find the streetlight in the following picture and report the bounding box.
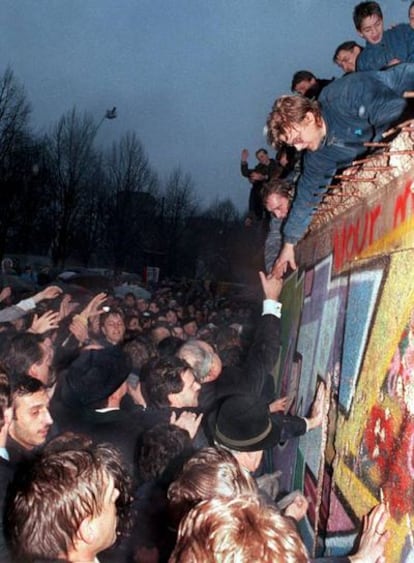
[95,107,117,137]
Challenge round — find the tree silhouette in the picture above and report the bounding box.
[44,107,101,266]
[0,67,32,258]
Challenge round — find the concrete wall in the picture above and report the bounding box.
[271,167,414,560]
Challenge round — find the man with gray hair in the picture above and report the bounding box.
[178,339,222,384]
[177,339,223,413]
[178,272,286,413]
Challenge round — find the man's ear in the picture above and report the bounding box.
[4,406,13,427]
[27,364,38,379]
[303,111,316,125]
[78,517,95,545]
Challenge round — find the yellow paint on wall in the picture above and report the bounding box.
[333,249,414,562]
[358,216,414,261]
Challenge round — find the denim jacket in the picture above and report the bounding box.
[283,66,411,245]
[357,24,414,71]
[264,215,283,273]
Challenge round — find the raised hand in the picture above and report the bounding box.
[29,310,60,334]
[170,411,203,439]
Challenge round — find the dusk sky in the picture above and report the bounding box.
[1,1,410,212]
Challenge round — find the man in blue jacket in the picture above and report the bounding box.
[354,1,414,71]
[266,63,414,279]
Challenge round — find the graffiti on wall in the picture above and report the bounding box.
[271,170,414,561]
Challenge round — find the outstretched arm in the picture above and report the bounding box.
[0,285,62,324]
[264,216,283,276]
[32,285,63,303]
[243,273,283,398]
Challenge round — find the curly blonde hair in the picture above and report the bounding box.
[170,495,310,563]
[266,95,321,148]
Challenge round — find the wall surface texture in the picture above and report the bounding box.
[271,163,414,560]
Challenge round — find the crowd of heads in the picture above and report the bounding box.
[0,259,355,563]
[0,273,307,562]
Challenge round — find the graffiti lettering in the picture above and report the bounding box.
[393,180,414,229]
[333,205,382,271]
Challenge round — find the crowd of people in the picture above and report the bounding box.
[2,1,411,561]
[0,263,389,562]
[241,1,414,280]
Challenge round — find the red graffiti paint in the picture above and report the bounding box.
[393,179,414,228]
[333,204,382,271]
[364,404,394,476]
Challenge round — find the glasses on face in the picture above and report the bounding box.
[336,55,352,66]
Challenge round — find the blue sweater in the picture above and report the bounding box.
[283,64,414,245]
[357,24,414,71]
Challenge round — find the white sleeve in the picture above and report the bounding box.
[262,299,282,318]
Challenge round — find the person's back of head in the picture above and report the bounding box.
[169,495,309,562]
[215,326,239,352]
[158,336,183,357]
[135,423,192,484]
[150,321,172,345]
[353,1,382,31]
[123,336,154,373]
[219,345,242,368]
[2,332,44,384]
[168,447,257,525]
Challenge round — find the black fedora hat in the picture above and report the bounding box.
[209,393,281,452]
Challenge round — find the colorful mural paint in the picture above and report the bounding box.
[272,170,414,560]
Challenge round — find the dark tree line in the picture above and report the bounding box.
[0,67,251,281]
